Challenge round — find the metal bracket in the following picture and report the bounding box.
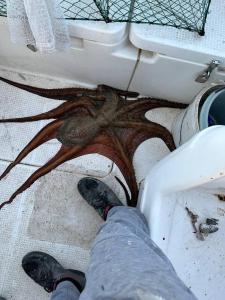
[195,60,221,83]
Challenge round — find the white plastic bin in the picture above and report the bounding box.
[129,0,225,103]
[0,18,138,90]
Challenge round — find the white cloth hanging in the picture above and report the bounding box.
[6,0,71,53]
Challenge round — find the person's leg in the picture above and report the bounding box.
[22,252,85,299]
[51,281,80,300]
[78,177,197,300]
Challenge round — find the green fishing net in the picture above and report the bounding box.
[0,0,6,17]
[0,0,211,35]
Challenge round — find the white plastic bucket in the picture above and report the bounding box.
[172,85,225,147]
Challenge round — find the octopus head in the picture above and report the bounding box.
[57,116,100,147]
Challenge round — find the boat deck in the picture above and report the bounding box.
[0,68,180,299]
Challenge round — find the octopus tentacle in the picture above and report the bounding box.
[106,129,138,206]
[0,144,83,210]
[68,131,138,206]
[0,77,97,100]
[114,176,131,205]
[0,77,138,101]
[113,120,176,151]
[0,120,64,180]
[97,85,139,98]
[0,98,98,123]
[116,98,186,119]
[137,97,187,105]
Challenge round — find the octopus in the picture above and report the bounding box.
[0,77,186,209]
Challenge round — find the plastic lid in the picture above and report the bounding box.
[129,0,225,63]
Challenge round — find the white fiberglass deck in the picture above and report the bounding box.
[0,68,181,300]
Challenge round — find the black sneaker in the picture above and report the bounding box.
[78,177,123,220]
[22,252,85,293]
[0,297,6,300]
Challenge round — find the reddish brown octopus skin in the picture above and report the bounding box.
[0,77,186,209]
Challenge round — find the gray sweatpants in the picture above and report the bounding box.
[51,207,197,300]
